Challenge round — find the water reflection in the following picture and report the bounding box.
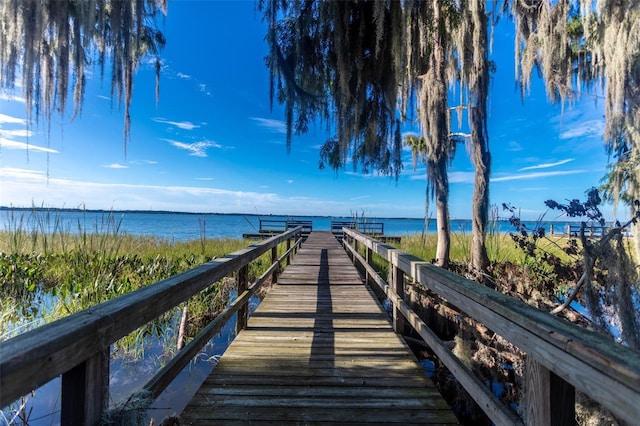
[1,288,261,425]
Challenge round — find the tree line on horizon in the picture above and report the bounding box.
[1,0,639,276]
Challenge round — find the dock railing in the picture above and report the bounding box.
[342,227,640,426]
[331,220,384,236]
[0,227,303,425]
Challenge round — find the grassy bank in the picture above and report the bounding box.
[0,217,276,345]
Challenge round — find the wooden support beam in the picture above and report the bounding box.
[61,350,109,425]
[236,265,249,333]
[365,246,372,286]
[392,264,405,334]
[525,357,575,426]
[271,246,279,283]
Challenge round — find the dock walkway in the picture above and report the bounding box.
[180,231,456,424]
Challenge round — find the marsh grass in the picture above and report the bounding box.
[0,208,275,347]
[397,232,576,266]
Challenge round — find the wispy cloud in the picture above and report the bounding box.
[96,95,111,101]
[0,113,26,125]
[559,119,604,139]
[519,158,574,171]
[0,138,58,153]
[350,195,370,201]
[0,128,35,138]
[492,169,585,182]
[507,141,522,152]
[164,139,221,157]
[127,160,158,166]
[102,163,129,169]
[0,167,46,180]
[0,93,26,104]
[409,171,475,183]
[198,83,211,96]
[153,117,201,131]
[196,177,214,181]
[251,117,287,134]
[287,180,294,184]
[177,72,192,79]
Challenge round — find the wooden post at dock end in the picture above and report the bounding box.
[61,350,109,425]
[392,264,405,334]
[236,265,249,333]
[525,357,575,426]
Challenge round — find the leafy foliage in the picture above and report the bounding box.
[505,188,640,349]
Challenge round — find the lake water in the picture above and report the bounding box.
[0,208,578,240]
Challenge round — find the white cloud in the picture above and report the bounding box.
[102,163,129,169]
[350,195,370,201]
[491,169,586,182]
[559,119,604,139]
[519,158,574,171]
[287,180,294,184]
[0,113,26,125]
[164,139,221,157]
[153,117,200,130]
[0,93,26,104]
[0,138,58,153]
[0,167,46,180]
[0,167,284,212]
[251,117,287,134]
[177,72,192,79]
[196,177,214,181]
[0,128,35,138]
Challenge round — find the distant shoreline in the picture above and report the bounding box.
[0,206,427,221]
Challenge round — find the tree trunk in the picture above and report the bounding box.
[470,141,490,273]
[632,212,640,266]
[432,158,451,267]
[469,0,491,275]
[428,0,451,268]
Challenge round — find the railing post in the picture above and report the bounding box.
[61,350,109,425]
[271,245,279,283]
[236,264,249,333]
[286,237,291,266]
[365,246,372,286]
[525,357,575,426]
[392,258,405,334]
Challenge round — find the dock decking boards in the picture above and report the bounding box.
[180,231,457,425]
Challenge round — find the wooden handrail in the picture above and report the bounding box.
[0,227,302,423]
[342,228,640,425]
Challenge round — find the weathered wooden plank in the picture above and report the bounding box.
[180,231,456,424]
[181,406,457,424]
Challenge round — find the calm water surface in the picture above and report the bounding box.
[0,208,576,240]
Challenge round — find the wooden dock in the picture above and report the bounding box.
[180,231,457,424]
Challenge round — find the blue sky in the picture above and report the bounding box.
[0,1,612,220]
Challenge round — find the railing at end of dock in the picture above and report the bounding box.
[0,227,304,425]
[341,227,640,426]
